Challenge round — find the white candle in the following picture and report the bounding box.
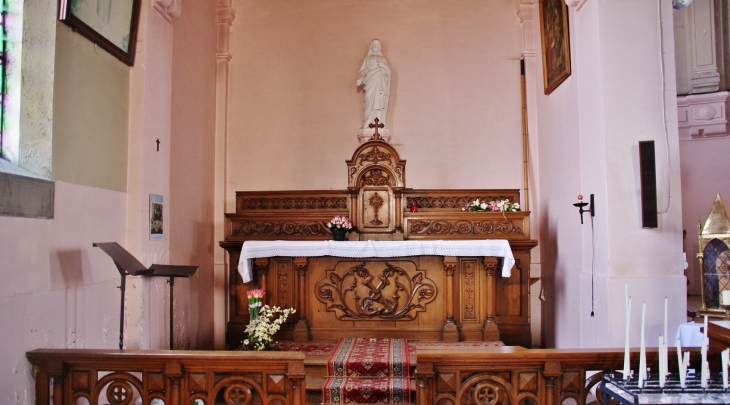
[723,290,730,305]
[639,301,647,387]
[723,348,729,390]
[623,290,631,379]
[659,335,666,387]
[664,297,668,344]
[683,351,690,388]
[677,339,686,388]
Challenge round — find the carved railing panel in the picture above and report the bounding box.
[315,261,437,320]
[27,350,305,405]
[415,347,702,405]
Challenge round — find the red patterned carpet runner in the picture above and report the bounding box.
[322,338,411,404]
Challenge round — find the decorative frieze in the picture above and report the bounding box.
[408,219,524,236]
[231,220,330,237]
[239,197,348,210]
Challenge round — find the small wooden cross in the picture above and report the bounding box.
[156,138,160,151]
[368,118,384,140]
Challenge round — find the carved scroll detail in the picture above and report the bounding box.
[315,262,437,320]
[360,168,392,187]
[409,220,523,235]
[464,262,476,320]
[277,262,289,308]
[231,221,330,237]
[358,146,392,165]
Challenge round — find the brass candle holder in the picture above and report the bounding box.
[722,303,730,320]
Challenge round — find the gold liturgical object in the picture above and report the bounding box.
[698,193,730,312]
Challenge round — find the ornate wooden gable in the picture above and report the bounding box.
[346,138,406,239]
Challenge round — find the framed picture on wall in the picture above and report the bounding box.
[149,194,163,241]
[58,0,142,66]
[539,0,571,95]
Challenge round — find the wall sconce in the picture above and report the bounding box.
[573,194,595,224]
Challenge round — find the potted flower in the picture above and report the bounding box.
[326,215,352,241]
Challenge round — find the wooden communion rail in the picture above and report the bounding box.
[27,347,696,405]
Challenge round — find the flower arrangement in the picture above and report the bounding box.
[462,198,521,213]
[241,289,296,351]
[326,215,353,232]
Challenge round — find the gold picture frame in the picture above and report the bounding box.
[539,0,571,95]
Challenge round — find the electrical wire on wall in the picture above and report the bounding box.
[656,0,674,214]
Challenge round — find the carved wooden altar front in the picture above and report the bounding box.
[220,138,538,347]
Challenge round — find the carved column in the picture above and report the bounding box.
[214,1,236,349]
[483,257,500,341]
[415,362,435,405]
[349,190,359,230]
[165,361,183,405]
[543,361,562,405]
[44,358,66,405]
[293,257,309,341]
[254,258,270,299]
[442,257,459,342]
[394,189,403,231]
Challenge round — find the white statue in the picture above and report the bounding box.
[356,39,391,130]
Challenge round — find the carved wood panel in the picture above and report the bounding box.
[407,219,523,236]
[231,220,331,237]
[315,260,437,320]
[359,187,395,233]
[239,196,348,210]
[274,259,293,310]
[459,259,481,323]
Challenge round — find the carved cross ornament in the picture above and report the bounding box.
[369,117,385,140]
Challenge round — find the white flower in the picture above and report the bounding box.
[479,203,487,209]
[514,203,520,209]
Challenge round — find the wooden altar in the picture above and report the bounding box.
[220,136,538,347]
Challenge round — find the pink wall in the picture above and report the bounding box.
[0,182,127,399]
[535,0,686,348]
[227,0,525,202]
[170,0,218,349]
[680,136,730,296]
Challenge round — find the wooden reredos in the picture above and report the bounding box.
[220,137,538,347]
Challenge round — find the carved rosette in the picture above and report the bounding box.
[231,220,330,237]
[315,262,437,320]
[409,219,523,235]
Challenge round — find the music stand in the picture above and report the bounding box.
[93,242,198,350]
[92,242,154,349]
[147,264,198,349]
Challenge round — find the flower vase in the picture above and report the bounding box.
[332,229,347,241]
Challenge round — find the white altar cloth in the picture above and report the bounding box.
[237,239,515,283]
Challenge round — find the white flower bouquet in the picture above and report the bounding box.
[462,198,520,213]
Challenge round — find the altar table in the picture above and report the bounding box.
[237,239,515,283]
